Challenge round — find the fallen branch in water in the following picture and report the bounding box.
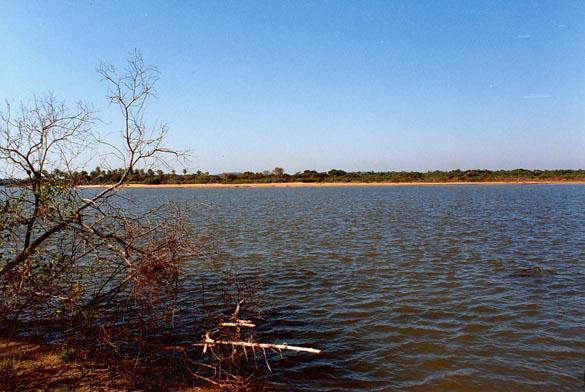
[219,299,257,328]
[198,333,322,355]
[221,321,256,328]
[198,299,322,378]
[232,299,245,320]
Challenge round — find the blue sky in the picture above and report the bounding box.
[1,0,584,173]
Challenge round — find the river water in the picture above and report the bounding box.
[129,185,585,391]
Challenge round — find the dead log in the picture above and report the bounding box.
[199,333,321,355]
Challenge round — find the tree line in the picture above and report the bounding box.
[4,167,585,186]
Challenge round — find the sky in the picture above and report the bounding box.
[1,0,584,173]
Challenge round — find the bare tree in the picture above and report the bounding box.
[0,53,197,358]
[0,52,320,390]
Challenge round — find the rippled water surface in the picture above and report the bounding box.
[133,185,585,391]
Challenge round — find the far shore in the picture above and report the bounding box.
[78,180,585,189]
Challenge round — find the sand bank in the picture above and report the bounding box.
[79,181,585,189]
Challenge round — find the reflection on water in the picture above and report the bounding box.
[127,185,585,391]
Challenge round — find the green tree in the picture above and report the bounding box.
[272,167,285,177]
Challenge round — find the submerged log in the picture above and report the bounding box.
[510,265,554,277]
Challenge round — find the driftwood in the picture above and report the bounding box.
[218,299,257,328]
[232,299,245,320]
[221,321,256,328]
[199,333,322,354]
[199,299,322,371]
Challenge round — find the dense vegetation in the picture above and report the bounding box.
[4,167,584,186]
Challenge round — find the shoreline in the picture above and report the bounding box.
[78,181,585,189]
[0,338,131,391]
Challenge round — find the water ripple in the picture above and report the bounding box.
[127,185,585,390]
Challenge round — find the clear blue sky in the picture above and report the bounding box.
[1,1,584,173]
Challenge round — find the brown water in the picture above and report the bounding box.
[132,185,585,391]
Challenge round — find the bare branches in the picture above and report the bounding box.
[0,52,193,329]
[97,52,182,176]
[0,95,95,181]
[0,52,188,284]
[0,51,319,390]
[0,52,225,390]
[195,300,321,384]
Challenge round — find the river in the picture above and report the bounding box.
[126,184,585,391]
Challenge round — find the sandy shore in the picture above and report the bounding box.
[0,338,131,391]
[0,338,211,391]
[79,181,585,189]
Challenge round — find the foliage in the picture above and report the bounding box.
[19,167,585,186]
